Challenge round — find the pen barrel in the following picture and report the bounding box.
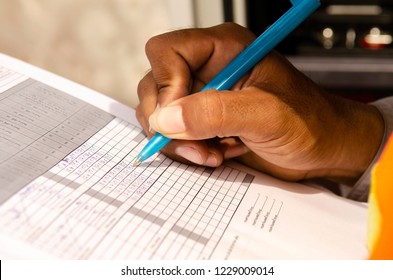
[138,133,171,162]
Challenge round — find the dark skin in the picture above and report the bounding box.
[136,23,384,186]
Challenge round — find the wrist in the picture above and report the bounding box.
[322,99,384,185]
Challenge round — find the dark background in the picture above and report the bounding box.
[224,0,393,102]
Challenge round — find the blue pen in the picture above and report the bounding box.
[134,0,320,165]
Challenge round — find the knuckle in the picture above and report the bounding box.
[145,35,163,55]
[145,31,179,57]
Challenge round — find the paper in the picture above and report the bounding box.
[0,53,369,259]
[0,75,114,204]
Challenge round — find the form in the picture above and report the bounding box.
[0,115,252,259]
[0,65,252,259]
[0,54,369,259]
[0,74,114,204]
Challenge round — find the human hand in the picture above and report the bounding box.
[136,23,384,184]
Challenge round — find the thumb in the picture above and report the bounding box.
[148,89,263,140]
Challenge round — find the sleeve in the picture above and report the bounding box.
[345,96,393,202]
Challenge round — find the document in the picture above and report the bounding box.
[0,53,369,259]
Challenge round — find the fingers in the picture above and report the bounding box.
[136,23,258,167]
[162,137,248,168]
[164,138,223,167]
[144,23,256,106]
[148,88,279,141]
[136,72,230,167]
[144,29,212,107]
[219,137,249,160]
[136,72,158,137]
[137,23,257,134]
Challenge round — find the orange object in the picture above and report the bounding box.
[368,133,393,259]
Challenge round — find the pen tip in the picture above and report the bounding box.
[133,158,141,166]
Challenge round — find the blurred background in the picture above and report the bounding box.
[247,0,393,103]
[0,0,227,108]
[1,0,392,108]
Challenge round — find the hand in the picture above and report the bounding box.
[136,23,384,185]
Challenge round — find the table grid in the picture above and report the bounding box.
[0,78,114,204]
[0,116,254,259]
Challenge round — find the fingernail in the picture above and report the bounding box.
[149,105,185,134]
[205,153,218,167]
[175,146,203,165]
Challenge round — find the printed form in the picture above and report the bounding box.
[0,54,369,259]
